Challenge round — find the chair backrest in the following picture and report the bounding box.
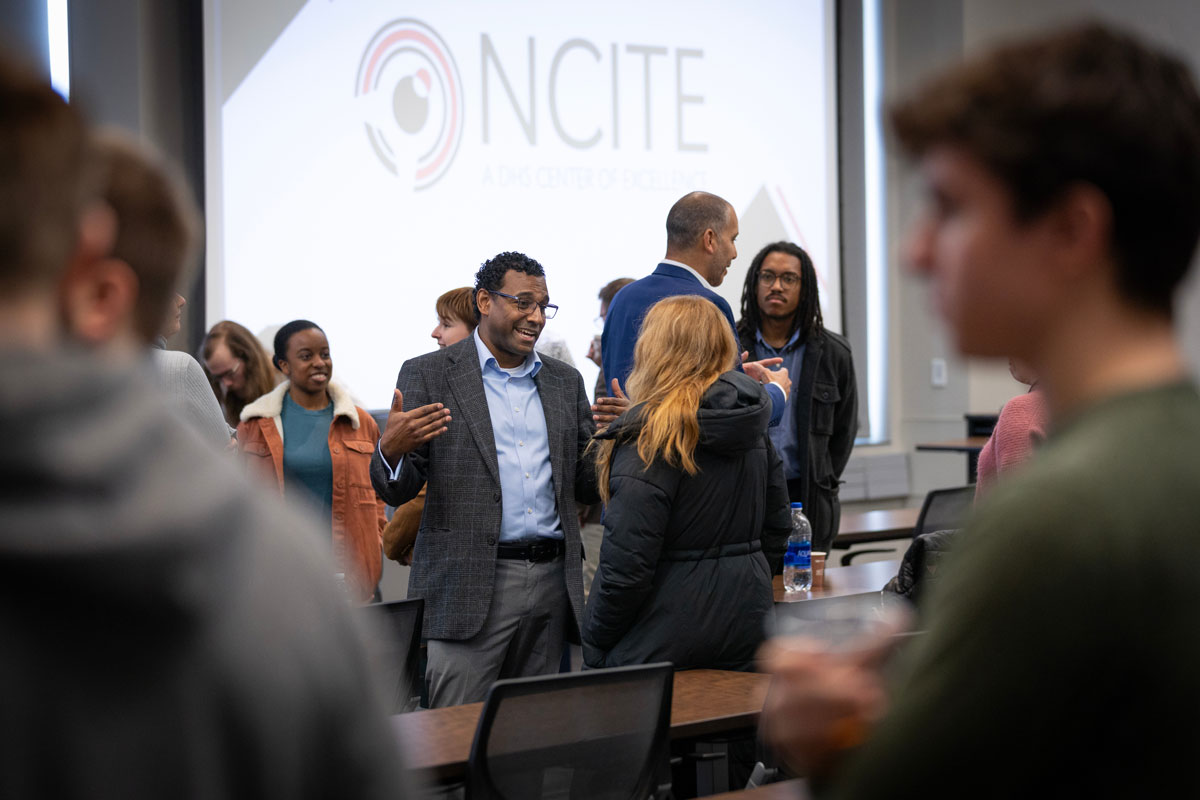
[362,598,424,713]
[913,485,976,537]
[368,408,389,436]
[467,662,674,800]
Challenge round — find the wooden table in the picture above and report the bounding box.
[393,668,771,783]
[833,507,920,546]
[707,779,810,799]
[914,436,990,452]
[916,436,989,483]
[773,559,899,604]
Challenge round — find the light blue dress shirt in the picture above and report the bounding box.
[756,328,807,480]
[471,330,563,542]
[378,331,563,542]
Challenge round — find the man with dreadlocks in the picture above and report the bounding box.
[736,241,858,553]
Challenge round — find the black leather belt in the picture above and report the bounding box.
[496,539,565,562]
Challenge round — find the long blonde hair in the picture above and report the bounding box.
[594,295,737,502]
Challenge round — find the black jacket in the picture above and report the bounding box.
[883,529,963,605]
[581,371,791,672]
[737,326,858,552]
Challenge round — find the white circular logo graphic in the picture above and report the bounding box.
[356,19,464,190]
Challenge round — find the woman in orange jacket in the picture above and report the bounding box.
[237,319,385,603]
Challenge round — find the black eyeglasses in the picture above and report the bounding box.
[488,290,559,319]
[757,270,801,288]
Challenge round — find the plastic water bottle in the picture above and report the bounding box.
[783,502,812,592]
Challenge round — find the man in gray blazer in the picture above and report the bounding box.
[372,251,604,707]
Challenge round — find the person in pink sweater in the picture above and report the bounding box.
[975,359,1047,498]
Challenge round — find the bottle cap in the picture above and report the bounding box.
[790,502,803,509]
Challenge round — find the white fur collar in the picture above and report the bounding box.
[239,380,360,430]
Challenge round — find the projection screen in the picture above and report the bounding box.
[203,0,840,406]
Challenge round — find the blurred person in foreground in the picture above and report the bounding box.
[0,54,411,798]
[582,295,790,670]
[201,318,279,427]
[238,320,387,603]
[89,130,234,449]
[760,22,1200,797]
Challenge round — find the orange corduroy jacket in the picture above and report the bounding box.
[237,381,385,603]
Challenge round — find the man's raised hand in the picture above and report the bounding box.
[742,351,792,402]
[591,378,631,431]
[379,389,451,463]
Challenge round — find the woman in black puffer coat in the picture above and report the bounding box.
[582,295,791,672]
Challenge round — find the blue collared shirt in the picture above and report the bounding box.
[471,330,563,542]
[377,333,564,542]
[756,328,807,480]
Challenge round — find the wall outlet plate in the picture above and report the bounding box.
[931,357,948,388]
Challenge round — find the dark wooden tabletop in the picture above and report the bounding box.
[393,668,771,783]
[914,436,990,452]
[707,778,810,800]
[668,668,771,738]
[833,507,920,545]
[773,559,900,604]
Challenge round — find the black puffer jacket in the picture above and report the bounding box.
[582,371,791,671]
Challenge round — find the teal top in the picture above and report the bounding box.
[281,392,334,527]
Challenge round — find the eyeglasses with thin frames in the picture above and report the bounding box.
[213,361,242,383]
[756,270,801,288]
[488,290,559,319]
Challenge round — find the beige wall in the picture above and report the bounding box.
[871,0,1200,502]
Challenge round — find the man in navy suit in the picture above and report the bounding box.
[601,191,791,416]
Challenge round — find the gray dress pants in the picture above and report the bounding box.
[425,554,569,707]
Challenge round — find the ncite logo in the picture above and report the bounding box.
[356,19,463,190]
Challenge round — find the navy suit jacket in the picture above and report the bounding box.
[601,262,783,424]
[601,263,739,394]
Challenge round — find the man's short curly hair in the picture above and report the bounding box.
[472,251,546,320]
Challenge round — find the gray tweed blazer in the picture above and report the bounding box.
[370,337,599,640]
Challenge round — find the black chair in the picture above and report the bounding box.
[841,484,975,565]
[362,598,424,713]
[912,485,975,537]
[467,663,674,800]
[368,408,390,434]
